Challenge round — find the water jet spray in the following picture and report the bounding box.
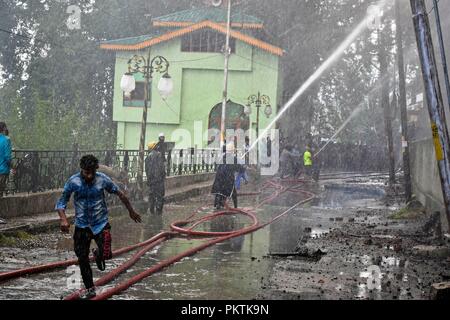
[245,0,389,157]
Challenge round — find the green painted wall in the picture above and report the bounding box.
[113,32,280,149]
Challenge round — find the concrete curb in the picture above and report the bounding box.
[0,173,215,219]
[0,183,212,236]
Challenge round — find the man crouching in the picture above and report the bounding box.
[56,155,141,299]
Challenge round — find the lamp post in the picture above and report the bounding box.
[244,92,272,165]
[120,52,173,199]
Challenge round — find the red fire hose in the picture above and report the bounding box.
[0,178,315,300]
[0,231,174,282]
[64,233,172,300]
[90,183,314,300]
[0,203,211,284]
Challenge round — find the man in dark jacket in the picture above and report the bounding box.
[145,142,166,214]
[211,143,245,209]
[156,133,166,161]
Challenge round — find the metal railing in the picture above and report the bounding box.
[4,148,221,195]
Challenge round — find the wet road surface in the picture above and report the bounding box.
[0,182,292,300]
[0,176,448,300]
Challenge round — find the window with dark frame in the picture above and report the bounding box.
[181,30,236,53]
[123,81,150,107]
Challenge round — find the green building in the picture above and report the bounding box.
[100,7,283,150]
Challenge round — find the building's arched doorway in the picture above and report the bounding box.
[208,100,249,146]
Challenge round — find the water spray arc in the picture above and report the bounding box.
[246,0,389,156]
[314,34,423,159]
[314,106,363,158]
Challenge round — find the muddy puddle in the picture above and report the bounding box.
[312,183,385,209]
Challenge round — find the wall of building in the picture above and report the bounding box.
[112,35,280,149]
[407,0,450,234]
[410,138,449,233]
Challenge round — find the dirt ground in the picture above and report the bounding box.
[257,177,450,300]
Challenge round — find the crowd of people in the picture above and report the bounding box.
[279,142,319,180]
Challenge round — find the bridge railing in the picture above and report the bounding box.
[3,147,223,195]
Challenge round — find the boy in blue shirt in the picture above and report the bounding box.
[56,155,141,299]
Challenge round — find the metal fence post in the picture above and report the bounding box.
[104,150,113,167]
[71,143,79,174]
[178,149,183,176]
[123,151,129,173]
[192,147,196,174]
[31,151,40,193]
[167,149,172,177]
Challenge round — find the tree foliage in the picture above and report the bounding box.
[0,0,437,152]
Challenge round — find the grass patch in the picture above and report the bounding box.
[0,231,34,246]
[389,207,425,220]
[16,231,33,240]
[0,234,17,246]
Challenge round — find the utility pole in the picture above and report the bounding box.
[378,27,396,185]
[396,0,412,202]
[220,0,232,158]
[410,0,450,232]
[433,0,450,112]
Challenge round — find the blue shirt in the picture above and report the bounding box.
[0,134,12,175]
[55,172,119,235]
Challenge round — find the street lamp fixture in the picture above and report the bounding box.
[158,73,174,100]
[246,92,272,166]
[120,53,173,199]
[120,72,136,97]
[264,104,273,117]
[244,104,252,116]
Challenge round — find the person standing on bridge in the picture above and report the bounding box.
[156,133,166,161]
[145,142,166,215]
[303,145,313,178]
[312,141,322,182]
[56,154,141,299]
[212,143,246,209]
[279,144,296,178]
[0,122,11,225]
